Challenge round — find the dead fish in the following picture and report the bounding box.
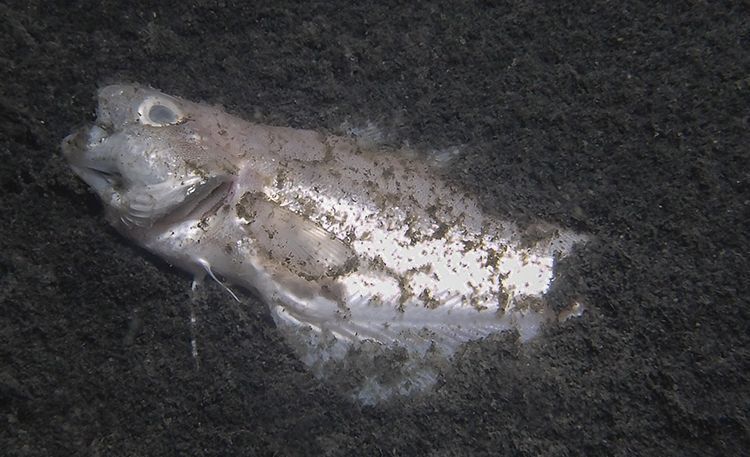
[62,84,587,403]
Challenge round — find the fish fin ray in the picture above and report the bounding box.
[240,195,357,279]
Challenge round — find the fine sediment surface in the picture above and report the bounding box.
[1,2,747,455]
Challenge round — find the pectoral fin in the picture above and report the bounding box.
[237,192,358,279]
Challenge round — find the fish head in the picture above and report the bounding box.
[62,84,232,229]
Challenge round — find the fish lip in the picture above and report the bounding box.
[61,125,90,161]
[61,123,111,159]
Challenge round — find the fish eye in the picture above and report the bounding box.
[137,96,184,127]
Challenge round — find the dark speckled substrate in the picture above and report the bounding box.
[1,1,748,455]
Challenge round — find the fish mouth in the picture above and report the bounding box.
[61,125,89,160]
[61,124,105,159]
[61,124,124,195]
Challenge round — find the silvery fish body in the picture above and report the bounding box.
[62,84,587,403]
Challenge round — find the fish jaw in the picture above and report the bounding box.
[62,124,121,204]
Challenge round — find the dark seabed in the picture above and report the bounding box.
[1,1,748,455]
